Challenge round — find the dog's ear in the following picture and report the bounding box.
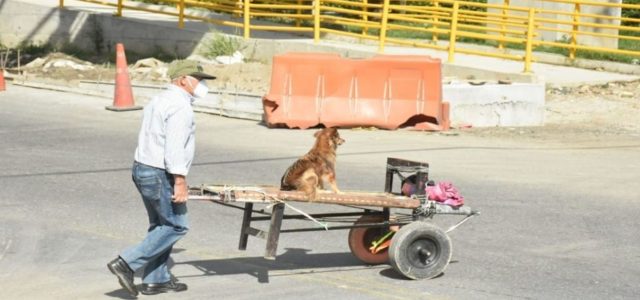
[314,130,322,138]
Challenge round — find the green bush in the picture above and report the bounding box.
[201,33,243,57]
[622,0,640,22]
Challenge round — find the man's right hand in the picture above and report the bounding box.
[172,175,188,203]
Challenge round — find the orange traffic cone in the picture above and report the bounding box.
[0,69,6,91]
[106,43,141,111]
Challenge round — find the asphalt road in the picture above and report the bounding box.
[1,85,639,299]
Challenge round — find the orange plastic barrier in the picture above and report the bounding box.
[263,53,450,130]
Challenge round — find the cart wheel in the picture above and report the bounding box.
[348,215,391,265]
[389,221,452,280]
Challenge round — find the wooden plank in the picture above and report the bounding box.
[200,185,421,209]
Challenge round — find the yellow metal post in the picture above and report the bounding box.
[432,0,439,42]
[243,0,250,39]
[378,0,390,53]
[178,0,185,29]
[570,3,580,60]
[313,0,320,43]
[234,0,241,18]
[498,0,510,50]
[523,8,535,73]
[115,0,123,17]
[296,0,302,28]
[59,0,64,8]
[362,0,368,37]
[447,2,460,63]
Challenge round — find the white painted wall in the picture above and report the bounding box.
[487,0,622,49]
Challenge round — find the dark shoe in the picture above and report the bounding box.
[107,257,138,297]
[141,281,188,295]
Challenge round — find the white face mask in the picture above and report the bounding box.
[187,77,209,99]
[193,80,209,98]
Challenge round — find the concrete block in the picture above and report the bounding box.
[443,82,545,127]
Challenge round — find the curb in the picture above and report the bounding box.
[9,78,546,127]
[11,79,265,121]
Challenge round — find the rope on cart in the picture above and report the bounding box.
[273,201,329,231]
[222,185,329,230]
[445,214,477,233]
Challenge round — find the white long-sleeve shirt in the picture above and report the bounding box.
[134,85,195,176]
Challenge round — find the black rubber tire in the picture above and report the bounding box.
[388,221,452,280]
[348,215,390,265]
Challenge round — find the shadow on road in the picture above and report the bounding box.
[175,247,384,284]
[104,290,137,300]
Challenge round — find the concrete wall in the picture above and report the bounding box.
[0,0,317,57]
[0,0,205,56]
[487,0,622,49]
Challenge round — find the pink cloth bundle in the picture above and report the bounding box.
[426,182,464,207]
[401,180,465,207]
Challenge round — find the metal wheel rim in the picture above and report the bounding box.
[406,238,440,268]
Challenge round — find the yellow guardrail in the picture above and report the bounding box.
[59,0,640,73]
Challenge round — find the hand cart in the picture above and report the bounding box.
[189,157,479,279]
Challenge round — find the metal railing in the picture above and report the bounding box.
[59,0,640,72]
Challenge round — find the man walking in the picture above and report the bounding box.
[108,60,216,296]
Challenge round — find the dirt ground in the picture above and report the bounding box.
[468,81,640,141]
[11,52,640,142]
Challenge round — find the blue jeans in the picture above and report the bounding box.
[120,161,189,284]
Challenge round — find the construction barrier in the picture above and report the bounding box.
[0,69,5,91]
[263,53,450,130]
[106,43,141,112]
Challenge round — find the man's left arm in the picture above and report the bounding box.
[172,174,188,203]
[164,107,193,203]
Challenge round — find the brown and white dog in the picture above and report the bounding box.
[280,128,345,200]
